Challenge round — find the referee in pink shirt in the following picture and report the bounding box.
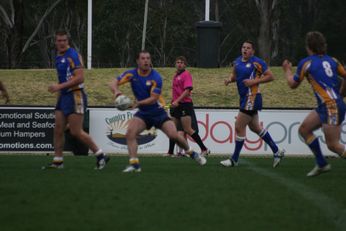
[168,56,210,156]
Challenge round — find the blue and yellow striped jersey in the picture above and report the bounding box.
[233,55,268,98]
[55,47,83,94]
[117,68,166,111]
[294,54,346,106]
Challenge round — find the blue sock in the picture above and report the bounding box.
[231,136,245,162]
[307,136,327,167]
[259,129,279,154]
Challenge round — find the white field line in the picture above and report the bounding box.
[242,159,346,230]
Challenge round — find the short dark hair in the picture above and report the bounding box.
[136,50,151,60]
[305,31,327,54]
[243,40,256,50]
[55,30,71,43]
[175,56,188,65]
[55,30,69,37]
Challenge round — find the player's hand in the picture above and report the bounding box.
[130,100,139,109]
[243,79,257,87]
[282,59,292,72]
[48,84,60,93]
[171,101,179,108]
[113,92,123,101]
[224,79,231,86]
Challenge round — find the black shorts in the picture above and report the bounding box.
[240,109,258,117]
[170,102,199,132]
[170,102,195,118]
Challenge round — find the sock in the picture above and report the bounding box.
[53,156,63,164]
[306,135,327,167]
[191,132,207,151]
[95,149,104,156]
[231,136,245,162]
[129,158,140,169]
[168,139,175,154]
[259,129,279,154]
[185,148,197,159]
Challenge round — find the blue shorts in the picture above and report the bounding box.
[239,93,262,111]
[135,107,170,129]
[55,89,87,116]
[316,100,346,125]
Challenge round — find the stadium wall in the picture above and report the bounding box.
[1,106,345,156]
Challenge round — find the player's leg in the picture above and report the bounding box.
[161,120,206,165]
[299,110,330,176]
[248,113,285,167]
[167,117,179,156]
[68,113,109,169]
[123,117,147,172]
[45,110,66,169]
[323,124,346,157]
[181,114,209,155]
[220,111,251,167]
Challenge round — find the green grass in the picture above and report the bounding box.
[0,67,316,107]
[1,155,345,231]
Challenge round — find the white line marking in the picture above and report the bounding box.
[242,159,346,229]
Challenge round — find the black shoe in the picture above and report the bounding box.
[95,154,110,170]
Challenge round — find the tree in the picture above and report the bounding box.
[0,0,64,68]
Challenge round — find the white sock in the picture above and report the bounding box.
[53,156,63,162]
[95,149,103,156]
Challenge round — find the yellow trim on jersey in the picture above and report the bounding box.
[149,80,166,106]
[251,62,262,96]
[308,76,336,104]
[73,90,84,114]
[118,73,133,85]
[68,57,75,69]
[298,60,312,82]
[333,58,346,77]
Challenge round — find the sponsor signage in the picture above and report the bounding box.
[89,108,345,156]
[0,107,55,152]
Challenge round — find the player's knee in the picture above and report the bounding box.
[69,129,82,137]
[326,141,339,153]
[298,125,307,137]
[125,129,137,140]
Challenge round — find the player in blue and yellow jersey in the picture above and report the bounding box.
[110,51,206,172]
[283,31,346,177]
[220,40,285,168]
[43,30,109,170]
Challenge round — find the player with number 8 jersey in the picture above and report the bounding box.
[282,31,346,177]
[294,51,346,113]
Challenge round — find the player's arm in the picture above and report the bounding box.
[109,78,123,98]
[0,80,10,104]
[336,61,346,96]
[48,68,84,93]
[282,59,300,89]
[224,67,236,86]
[243,68,274,87]
[171,88,192,107]
[109,72,133,98]
[134,92,160,108]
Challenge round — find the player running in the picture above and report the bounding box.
[282,31,346,177]
[110,51,206,172]
[220,40,285,168]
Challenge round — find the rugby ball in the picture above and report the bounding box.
[114,95,132,111]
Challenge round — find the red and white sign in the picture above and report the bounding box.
[89,108,346,156]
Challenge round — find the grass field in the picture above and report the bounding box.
[1,155,345,231]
